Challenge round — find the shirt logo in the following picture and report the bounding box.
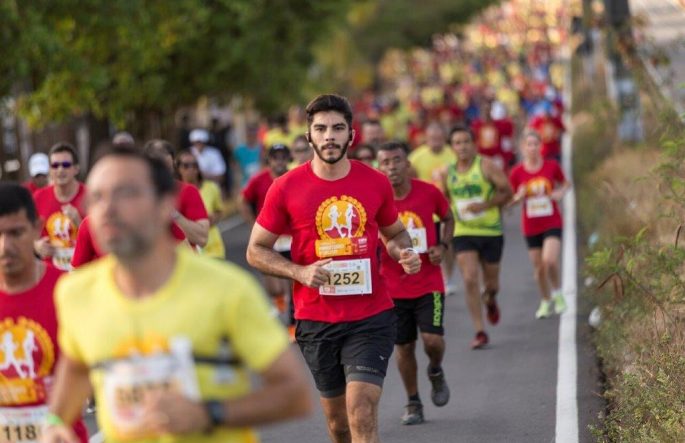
[316,196,367,239]
[399,211,424,230]
[526,177,552,196]
[0,317,55,405]
[45,212,77,247]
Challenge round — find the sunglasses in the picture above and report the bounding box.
[179,162,199,169]
[50,161,73,169]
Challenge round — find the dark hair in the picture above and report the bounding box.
[175,148,204,183]
[49,142,79,165]
[448,124,473,141]
[354,144,377,159]
[0,184,38,222]
[362,119,382,127]
[143,139,175,159]
[93,145,176,197]
[377,141,409,156]
[305,94,353,128]
[292,134,308,145]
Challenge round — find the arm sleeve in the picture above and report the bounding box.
[377,177,400,228]
[553,161,567,183]
[180,185,209,221]
[255,180,288,235]
[71,220,96,268]
[228,275,289,371]
[433,185,450,219]
[241,177,257,203]
[55,278,85,363]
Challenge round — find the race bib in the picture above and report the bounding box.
[526,196,553,218]
[273,235,292,252]
[407,227,428,253]
[102,337,200,441]
[319,259,372,296]
[454,197,486,221]
[315,237,369,258]
[0,406,47,443]
[51,247,74,272]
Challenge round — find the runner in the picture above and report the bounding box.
[0,184,88,443]
[189,128,227,186]
[407,121,455,186]
[528,104,565,162]
[289,134,314,169]
[176,149,226,259]
[439,125,512,349]
[22,153,50,194]
[33,142,87,271]
[377,141,454,425]
[246,94,421,443]
[239,144,293,319]
[42,145,311,443]
[352,144,376,167]
[508,130,570,318]
[470,100,506,169]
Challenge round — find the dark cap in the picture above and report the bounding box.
[267,144,291,157]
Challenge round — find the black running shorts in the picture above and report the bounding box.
[393,292,445,345]
[452,235,504,263]
[525,228,562,249]
[296,309,396,398]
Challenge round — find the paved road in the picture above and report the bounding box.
[222,208,602,443]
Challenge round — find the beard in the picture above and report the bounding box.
[312,142,349,165]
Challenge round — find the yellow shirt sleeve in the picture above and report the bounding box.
[227,275,289,372]
[55,276,86,363]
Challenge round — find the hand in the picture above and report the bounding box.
[41,424,80,443]
[465,202,488,214]
[34,237,55,258]
[399,248,421,275]
[141,391,212,436]
[296,259,332,288]
[550,189,565,201]
[61,205,82,226]
[427,245,445,265]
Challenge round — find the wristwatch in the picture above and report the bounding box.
[203,400,227,431]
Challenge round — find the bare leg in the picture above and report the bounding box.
[541,237,562,290]
[528,248,550,301]
[346,381,382,443]
[395,342,418,397]
[320,394,351,443]
[456,251,484,332]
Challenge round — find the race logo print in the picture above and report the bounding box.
[526,177,552,196]
[0,317,55,405]
[316,196,367,240]
[399,211,424,230]
[44,212,77,247]
[399,211,428,252]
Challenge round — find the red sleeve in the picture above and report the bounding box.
[255,179,288,235]
[241,177,257,203]
[509,167,521,190]
[552,161,566,183]
[432,184,450,219]
[71,218,97,268]
[178,185,208,221]
[376,177,399,228]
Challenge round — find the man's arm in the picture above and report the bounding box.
[174,213,209,247]
[246,223,330,287]
[380,220,421,274]
[481,158,513,209]
[42,356,92,443]
[428,202,455,265]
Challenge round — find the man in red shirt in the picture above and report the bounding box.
[22,153,50,194]
[0,184,88,442]
[529,106,565,161]
[33,143,87,271]
[470,100,506,169]
[247,94,421,443]
[377,141,454,426]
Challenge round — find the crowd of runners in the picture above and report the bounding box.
[0,1,575,442]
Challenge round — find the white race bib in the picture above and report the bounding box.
[273,235,292,252]
[407,227,428,253]
[319,259,372,296]
[0,406,47,443]
[454,197,486,221]
[51,247,74,271]
[102,337,200,440]
[526,196,553,218]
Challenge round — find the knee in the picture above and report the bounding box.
[348,397,376,431]
[463,274,479,292]
[422,334,444,353]
[543,258,558,273]
[326,410,350,437]
[396,342,415,358]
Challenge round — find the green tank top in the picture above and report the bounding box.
[446,156,502,237]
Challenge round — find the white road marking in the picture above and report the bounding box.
[556,43,579,443]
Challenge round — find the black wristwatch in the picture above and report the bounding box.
[204,400,227,431]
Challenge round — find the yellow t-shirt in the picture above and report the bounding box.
[199,181,226,259]
[56,248,288,443]
[408,145,457,186]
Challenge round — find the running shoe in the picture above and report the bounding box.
[535,300,553,319]
[427,365,450,406]
[470,330,489,350]
[401,400,424,425]
[553,292,567,314]
[483,293,500,325]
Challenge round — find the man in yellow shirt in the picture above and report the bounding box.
[408,122,456,186]
[42,146,311,443]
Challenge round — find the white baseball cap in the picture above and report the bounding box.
[28,153,49,177]
[189,129,209,143]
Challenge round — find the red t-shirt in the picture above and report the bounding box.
[170,181,208,242]
[0,266,88,442]
[496,118,516,166]
[257,161,399,323]
[241,169,274,216]
[529,115,565,159]
[70,217,103,268]
[471,118,504,160]
[509,160,566,236]
[380,180,449,299]
[22,181,42,195]
[33,183,87,248]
